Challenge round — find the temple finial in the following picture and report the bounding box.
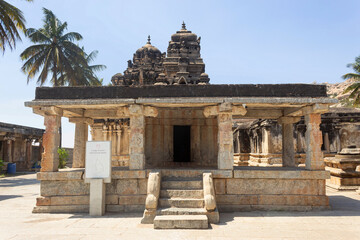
[147,35,151,44]
[182,21,186,30]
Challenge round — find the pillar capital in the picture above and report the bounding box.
[33,106,63,116]
[203,103,246,118]
[129,104,158,118]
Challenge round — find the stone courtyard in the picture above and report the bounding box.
[1,173,360,240]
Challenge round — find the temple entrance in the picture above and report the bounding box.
[173,126,191,162]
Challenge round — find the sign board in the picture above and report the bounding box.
[85,141,112,183]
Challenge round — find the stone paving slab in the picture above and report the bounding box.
[1,173,360,240]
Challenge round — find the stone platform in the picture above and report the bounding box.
[325,147,360,190]
[33,167,330,214]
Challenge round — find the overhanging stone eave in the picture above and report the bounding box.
[25,97,337,109]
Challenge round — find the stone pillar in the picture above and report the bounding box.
[278,117,300,168]
[6,139,13,162]
[74,123,88,168]
[217,103,234,170]
[116,125,122,155]
[305,113,324,170]
[41,114,61,172]
[70,118,92,168]
[282,123,295,167]
[25,138,33,169]
[129,105,146,170]
[324,132,330,153]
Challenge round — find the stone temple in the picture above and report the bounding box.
[26,23,338,229]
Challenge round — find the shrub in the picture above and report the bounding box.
[57,148,69,169]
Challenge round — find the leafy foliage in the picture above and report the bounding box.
[0,0,32,53]
[20,8,105,86]
[57,148,68,169]
[342,56,360,106]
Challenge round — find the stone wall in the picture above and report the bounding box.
[34,170,147,213]
[33,168,329,213]
[215,168,329,211]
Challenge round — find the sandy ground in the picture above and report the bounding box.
[1,173,360,240]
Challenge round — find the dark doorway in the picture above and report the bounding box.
[173,126,191,162]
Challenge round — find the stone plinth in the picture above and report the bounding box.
[325,147,360,190]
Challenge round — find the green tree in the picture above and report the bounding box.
[0,0,32,53]
[342,56,360,106]
[58,49,106,86]
[20,8,88,86]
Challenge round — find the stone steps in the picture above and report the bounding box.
[160,189,204,198]
[153,215,208,229]
[161,179,202,190]
[159,198,204,208]
[157,207,207,215]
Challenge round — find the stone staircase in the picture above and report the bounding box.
[154,175,209,229]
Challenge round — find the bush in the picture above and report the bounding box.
[0,159,4,173]
[57,148,69,169]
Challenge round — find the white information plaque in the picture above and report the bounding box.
[85,141,112,183]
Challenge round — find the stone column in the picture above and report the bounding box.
[129,105,146,170]
[25,138,33,169]
[41,114,61,172]
[116,124,122,156]
[282,124,295,167]
[305,113,324,170]
[6,139,13,162]
[217,103,234,170]
[278,117,300,167]
[70,118,92,168]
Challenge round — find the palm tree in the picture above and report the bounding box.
[20,8,87,86]
[342,56,360,106]
[58,49,106,86]
[0,0,32,53]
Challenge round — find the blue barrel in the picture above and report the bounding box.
[7,163,16,174]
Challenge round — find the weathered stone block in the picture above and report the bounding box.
[40,180,89,196]
[50,195,89,205]
[216,194,258,205]
[112,170,146,179]
[36,196,50,206]
[37,170,84,181]
[119,195,146,205]
[226,179,319,195]
[116,179,139,195]
[105,194,119,205]
[214,179,225,194]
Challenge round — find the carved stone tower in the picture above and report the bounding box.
[161,22,210,85]
[112,23,210,86]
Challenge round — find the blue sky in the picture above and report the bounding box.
[1,0,360,147]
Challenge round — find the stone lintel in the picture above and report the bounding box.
[63,108,84,118]
[203,104,246,118]
[278,116,301,124]
[302,104,329,115]
[33,106,63,116]
[69,117,93,125]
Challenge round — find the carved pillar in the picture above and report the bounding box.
[129,105,158,169]
[41,113,61,172]
[70,118,91,168]
[129,105,146,170]
[204,103,246,170]
[116,124,122,155]
[217,103,234,170]
[305,113,324,170]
